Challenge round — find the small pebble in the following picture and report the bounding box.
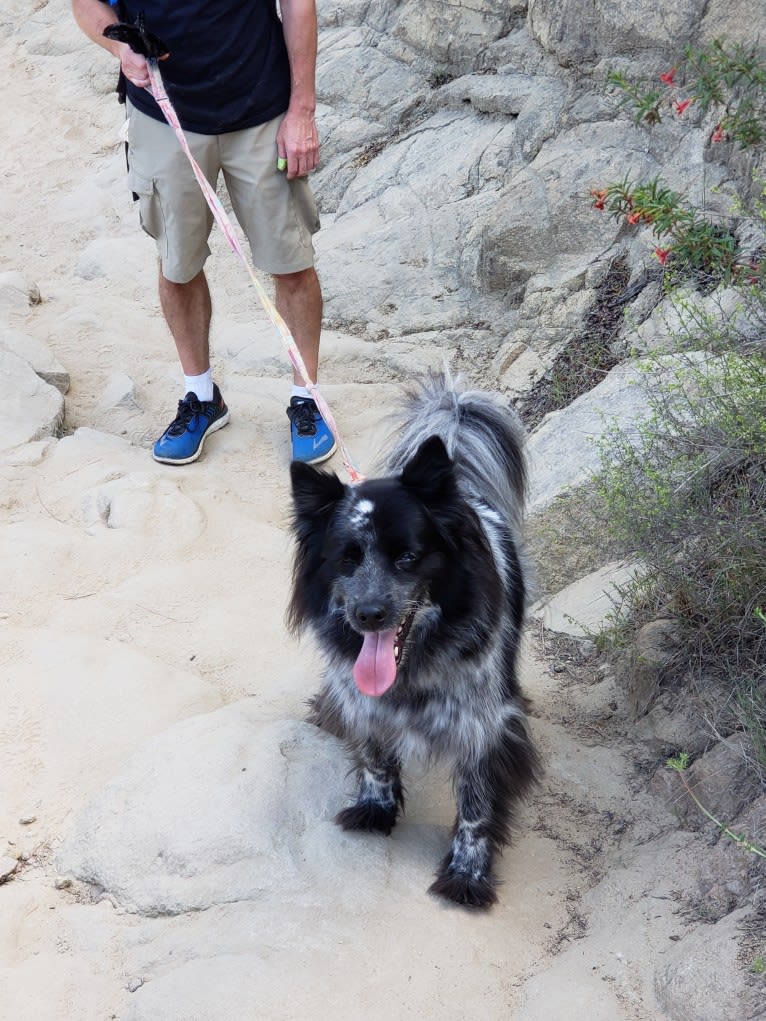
[19,815,37,826]
[127,977,145,993]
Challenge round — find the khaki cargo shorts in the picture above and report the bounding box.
[125,102,320,283]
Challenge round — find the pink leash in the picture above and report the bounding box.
[145,59,365,484]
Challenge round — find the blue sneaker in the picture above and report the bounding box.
[287,396,337,464]
[153,383,230,465]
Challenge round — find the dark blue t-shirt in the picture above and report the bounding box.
[110,1,291,134]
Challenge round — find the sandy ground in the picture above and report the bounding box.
[1,7,749,1021]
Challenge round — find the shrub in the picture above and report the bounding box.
[595,345,766,766]
[608,39,766,148]
[593,176,743,288]
[593,39,766,292]
[588,39,766,777]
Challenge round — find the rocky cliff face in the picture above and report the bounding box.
[313,0,765,395]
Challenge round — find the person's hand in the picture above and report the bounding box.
[117,41,152,88]
[276,108,320,179]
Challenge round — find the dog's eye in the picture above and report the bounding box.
[340,543,362,567]
[395,551,420,570]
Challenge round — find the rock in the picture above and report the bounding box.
[462,119,663,311]
[99,372,139,411]
[625,619,680,717]
[0,856,19,884]
[737,794,766,847]
[685,736,764,826]
[78,467,208,540]
[525,351,716,514]
[386,0,521,71]
[655,735,763,830]
[655,908,758,1021]
[317,0,370,29]
[0,326,70,394]
[700,0,766,47]
[434,71,565,127]
[528,0,707,69]
[0,349,64,451]
[494,341,546,396]
[56,707,367,916]
[317,28,427,136]
[525,360,650,513]
[628,285,765,355]
[632,692,711,758]
[310,2,757,349]
[0,271,41,309]
[532,560,641,637]
[74,236,155,285]
[317,107,519,335]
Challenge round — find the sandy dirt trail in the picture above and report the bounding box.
[0,8,716,1019]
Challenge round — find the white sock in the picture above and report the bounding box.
[184,369,214,402]
[291,385,311,401]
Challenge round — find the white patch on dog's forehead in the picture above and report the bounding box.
[349,496,375,527]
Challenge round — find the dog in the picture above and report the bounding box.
[288,376,540,907]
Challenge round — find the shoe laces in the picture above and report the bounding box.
[166,394,205,436]
[289,399,317,437]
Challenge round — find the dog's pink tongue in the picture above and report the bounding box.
[353,629,398,696]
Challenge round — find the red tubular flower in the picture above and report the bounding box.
[660,68,676,86]
[627,211,643,225]
[711,124,724,143]
[654,247,671,265]
[674,98,693,115]
[591,188,608,211]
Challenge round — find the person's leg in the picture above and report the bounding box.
[221,120,333,463]
[273,266,322,385]
[276,266,336,464]
[158,269,212,378]
[126,104,229,463]
[153,267,229,466]
[153,269,229,464]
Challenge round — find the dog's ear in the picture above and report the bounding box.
[400,435,456,504]
[290,461,346,520]
[288,463,346,634]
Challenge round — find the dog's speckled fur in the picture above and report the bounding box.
[288,377,540,907]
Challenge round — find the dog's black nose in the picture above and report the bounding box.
[354,603,388,628]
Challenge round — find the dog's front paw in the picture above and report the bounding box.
[428,867,498,908]
[335,801,398,835]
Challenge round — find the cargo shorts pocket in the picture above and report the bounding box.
[126,167,163,241]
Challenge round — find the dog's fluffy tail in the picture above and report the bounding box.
[383,373,527,528]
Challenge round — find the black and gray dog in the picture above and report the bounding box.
[288,377,539,907]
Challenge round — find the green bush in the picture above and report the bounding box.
[595,343,766,765]
[589,39,766,781]
[608,38,766,148]
[594,39,766,291]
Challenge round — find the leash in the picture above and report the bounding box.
[140,55,364,483]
